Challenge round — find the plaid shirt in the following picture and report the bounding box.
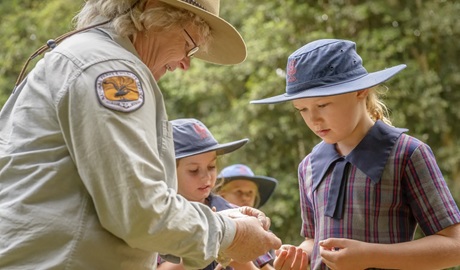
[299,121,460,270]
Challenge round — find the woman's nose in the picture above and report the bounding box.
[178,56,191,71]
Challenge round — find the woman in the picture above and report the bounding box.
[0,0,281,269]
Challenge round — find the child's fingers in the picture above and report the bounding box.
[274,246,307,270]
[289,248,308,270]
[273,249,288,269]
[275,244,295,256]
[319,238,343,251]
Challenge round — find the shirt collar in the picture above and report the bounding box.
[311,120,407,191]
[95,25,140,59]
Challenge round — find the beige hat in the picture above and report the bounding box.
[159,0,246,65]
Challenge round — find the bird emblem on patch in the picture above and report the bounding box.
[95,71,144,112]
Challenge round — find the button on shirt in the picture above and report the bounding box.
[298,121,460,270]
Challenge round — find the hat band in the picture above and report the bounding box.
[180,0,207,11]
[287,66,368,95]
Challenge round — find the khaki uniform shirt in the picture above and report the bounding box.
[0,27,235,270]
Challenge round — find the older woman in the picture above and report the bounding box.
[0,0,281,269]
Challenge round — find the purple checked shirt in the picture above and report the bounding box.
[298,121,460,270]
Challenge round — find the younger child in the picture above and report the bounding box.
[216,164,278,209]
[251,39,460,270]
[216,164,278,270]
[158,118,271,270]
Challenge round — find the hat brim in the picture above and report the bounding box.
[175,138,249,159]
[159,0,246,65]
[218,175,278,208]
[251,64,407,104]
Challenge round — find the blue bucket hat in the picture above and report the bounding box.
[217,164,278,208]
[251,39,406,104]
[171,118,249,159]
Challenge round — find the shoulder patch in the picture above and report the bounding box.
[95,71,144,112]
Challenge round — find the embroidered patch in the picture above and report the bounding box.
[287,58,297,83]
[95,71,144,112]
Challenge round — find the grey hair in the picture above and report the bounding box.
[73,0,211,47]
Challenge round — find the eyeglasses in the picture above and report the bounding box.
[183,29,199,58]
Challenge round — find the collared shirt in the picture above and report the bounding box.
[0,26,234,269]
[298,121,460,270]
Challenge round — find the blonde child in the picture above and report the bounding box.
[251,39,460,270]
[216,164,279,270]
[216,164,278,209]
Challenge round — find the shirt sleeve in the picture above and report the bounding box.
[298,155,316,238]
[404,143,460,235]
[253,250,274,268]
[54,56,235,269]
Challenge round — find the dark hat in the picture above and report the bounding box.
[251,39,406,104]
[217,164,278,208]
[171,118,248,159]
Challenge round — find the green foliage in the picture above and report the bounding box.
[1,1,460,268]
[0,0,82,103]
[161,0,460,251]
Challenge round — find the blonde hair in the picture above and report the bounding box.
[73,0,211,48]
[215,179,262,208]
[366,86,392,125]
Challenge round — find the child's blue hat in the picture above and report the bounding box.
[171,118,248,159]
[217,164,278,208]
[251,39,406,104]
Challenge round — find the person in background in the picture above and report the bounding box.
[0,0,281,269]
[251,39,460,270]
[216,164,279,270]
[216,164,278,209]
[158,118,261,270]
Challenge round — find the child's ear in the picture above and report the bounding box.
[356,88,369,99]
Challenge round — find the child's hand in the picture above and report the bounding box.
[319,238,367,270]
[273,245,308,270]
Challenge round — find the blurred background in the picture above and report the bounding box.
[1,1,459,267]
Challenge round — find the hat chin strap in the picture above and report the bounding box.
[14,0,140,89]
[14,20,111,89]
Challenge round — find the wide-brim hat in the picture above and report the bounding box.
[251,39,406,104]
[172,118,248,159]
[217,164,278,208]
[159,0,246,65]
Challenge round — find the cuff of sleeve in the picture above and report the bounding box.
[219,214,236,250]
[216,214,236,266]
